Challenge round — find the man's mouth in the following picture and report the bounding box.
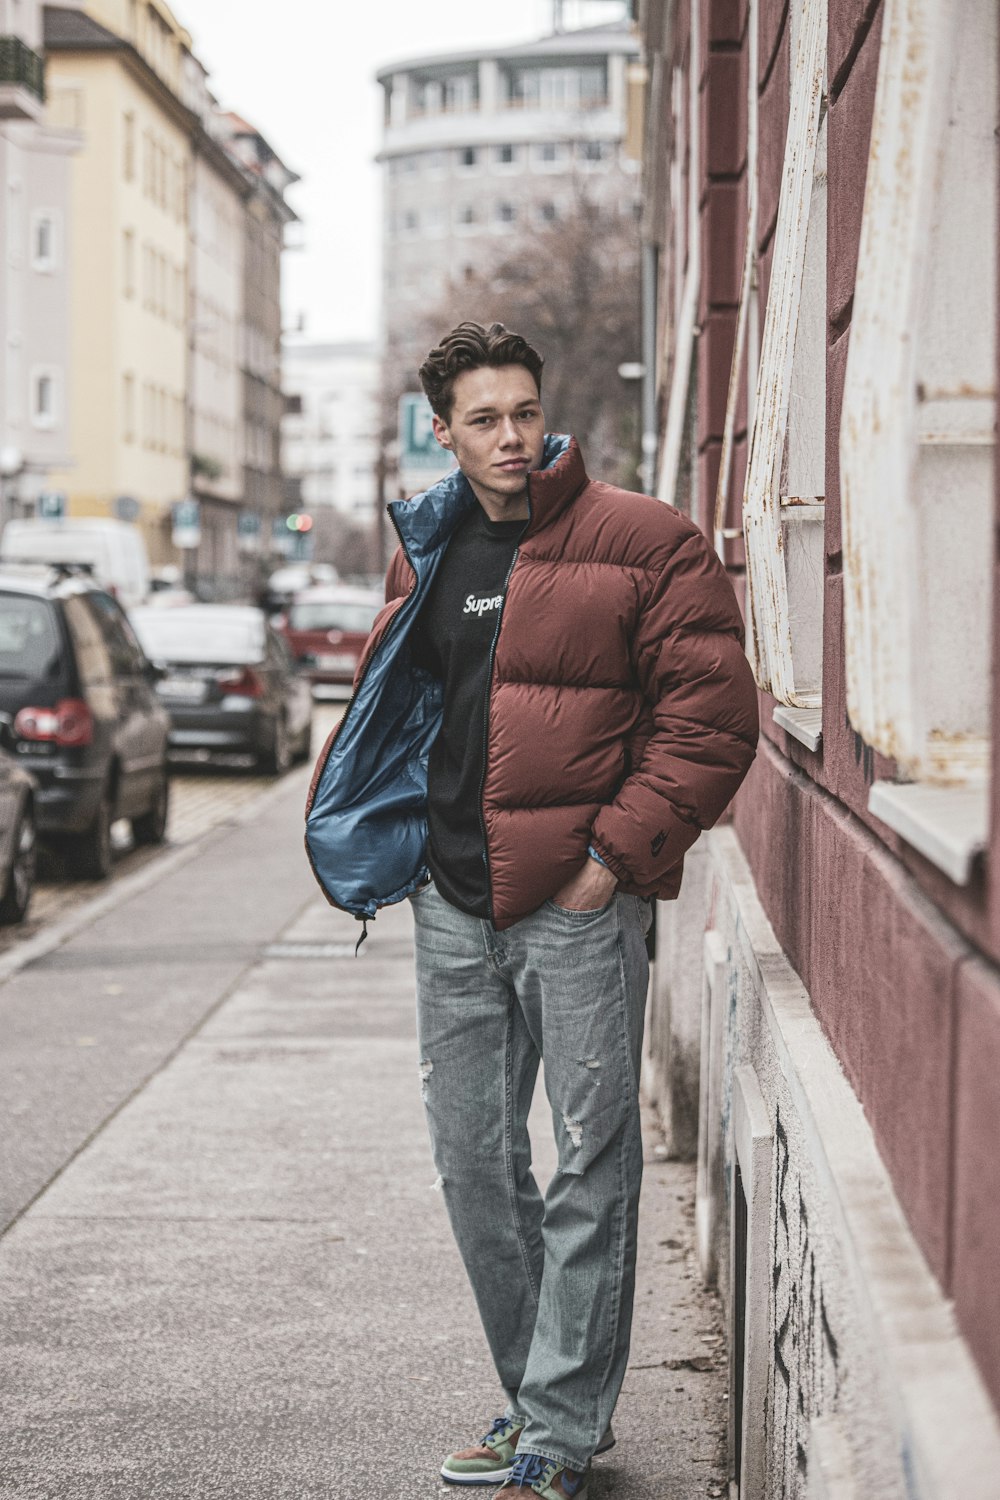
[496,459,528,472]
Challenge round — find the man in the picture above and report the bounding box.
[305,322,758,1498]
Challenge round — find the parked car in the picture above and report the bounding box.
[0,565,170,879]
[0,736,36,924]
[262,563,338,617]
[0,519,151,609]
[130,605,313,774]
[279,586,383,690]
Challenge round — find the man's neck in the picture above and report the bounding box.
[468,480,529,525]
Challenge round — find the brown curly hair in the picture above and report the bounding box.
[418,321,544,422]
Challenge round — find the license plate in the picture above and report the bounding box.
[316,653,356,672]
[159,677,207,702]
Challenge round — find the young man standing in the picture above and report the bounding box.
[306,322,758,1498]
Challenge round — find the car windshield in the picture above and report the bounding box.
[288,601,379,634]
[0,594,61,679]
[131,611,264,665]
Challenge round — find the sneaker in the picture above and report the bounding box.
[441,1420,615,1487]
[441,1416,525,1486]
[498,1453,590,1498]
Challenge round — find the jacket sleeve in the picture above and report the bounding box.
[589,523,759,889]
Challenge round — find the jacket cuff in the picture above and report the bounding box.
[587,836,632,886]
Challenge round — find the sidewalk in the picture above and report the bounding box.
[0,770,728,1499]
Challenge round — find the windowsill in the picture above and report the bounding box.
[773,704,822,752]
[867,780,989,885]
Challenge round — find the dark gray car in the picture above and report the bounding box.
[130,605,313,773]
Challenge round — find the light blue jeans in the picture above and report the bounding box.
[410,880,651,1472]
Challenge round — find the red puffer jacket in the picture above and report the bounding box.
[312,436,758,930]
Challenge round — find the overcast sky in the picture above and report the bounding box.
[183,0,567,346]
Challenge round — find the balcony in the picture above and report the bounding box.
[0,36,45,121]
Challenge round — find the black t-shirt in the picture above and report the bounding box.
[411,503,526,916]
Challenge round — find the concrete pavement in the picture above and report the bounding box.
[0,765,728,1498]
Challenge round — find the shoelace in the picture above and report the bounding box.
[506,1453,549,1490]
[482,1415,518,1444]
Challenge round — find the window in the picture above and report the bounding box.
[579,140,613,167]
[31,368,58,429]
[30,212,57,272]
[741,0,826,721]
[534,141,569,170]
[504,63,607,111]
[122,228,135,297]
[455,204,479,231]
[458,146,479,170]
[123,111,135,181]
[840,0,997,881]
[122,372,135,442]
[494,143,519,167]
[402,209,419,233]
[536,200,559,225]
[495,201,517,226]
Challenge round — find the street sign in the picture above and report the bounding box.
[114,494,140,523]
[398,393,450,470]
[36,492,65,520]
[171,498,201,550]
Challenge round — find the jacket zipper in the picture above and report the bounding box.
[477,496,530,924]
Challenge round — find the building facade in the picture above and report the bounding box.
[0,0,78,520]
[43,2,297,595]
[45,0,193,566]
[637,2,1000,1497]
[377,16,642,391]
[281,341,380,525]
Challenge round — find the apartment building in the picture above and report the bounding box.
[637,2,1000,1496]
[0,0,78,519]
[377,16,641,391]
[44,0,191,565]
[282,341,379,524]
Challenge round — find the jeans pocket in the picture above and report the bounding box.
[408,877,434,900]
[544,894,616,920]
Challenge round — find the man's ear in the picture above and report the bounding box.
[432,413,453,452]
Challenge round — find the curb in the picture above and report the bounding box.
[0,760,314,991]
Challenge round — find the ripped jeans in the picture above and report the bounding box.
[411,881,651,1472]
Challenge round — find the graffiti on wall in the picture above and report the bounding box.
[766,1108,842,1497]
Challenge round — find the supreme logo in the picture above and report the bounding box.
[651,830,667,857]
[463,593,503,617]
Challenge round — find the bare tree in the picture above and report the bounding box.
[384,194,643,491]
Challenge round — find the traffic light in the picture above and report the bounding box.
[285,512,313,533]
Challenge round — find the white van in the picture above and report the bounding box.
[0,518,151,609]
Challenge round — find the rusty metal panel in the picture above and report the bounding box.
[741,0,826,707]
[840,0,997,784]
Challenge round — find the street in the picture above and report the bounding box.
[0,704,728,1499]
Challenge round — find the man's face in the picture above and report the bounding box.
[432,364,545,507]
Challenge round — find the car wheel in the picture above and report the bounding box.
[133,771,170,846]
[0,805,36,925]
[73,786,114,880]
[260,716,292,776]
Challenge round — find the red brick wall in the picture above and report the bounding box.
[687,0,1000,1407]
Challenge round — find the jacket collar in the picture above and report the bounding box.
[389,434,587,562]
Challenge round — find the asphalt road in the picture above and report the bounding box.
[0,721,728,1499]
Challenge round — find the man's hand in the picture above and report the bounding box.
[550,858,618,913]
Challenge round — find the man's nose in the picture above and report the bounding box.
[497,417,523,447]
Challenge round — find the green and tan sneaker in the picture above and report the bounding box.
[441,1419,615,1487]
[498,1453,590,1498]
[441,1415,525,1485]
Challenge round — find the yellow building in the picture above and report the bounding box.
[45,1,193,565]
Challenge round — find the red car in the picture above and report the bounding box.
[281,586,383,690]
